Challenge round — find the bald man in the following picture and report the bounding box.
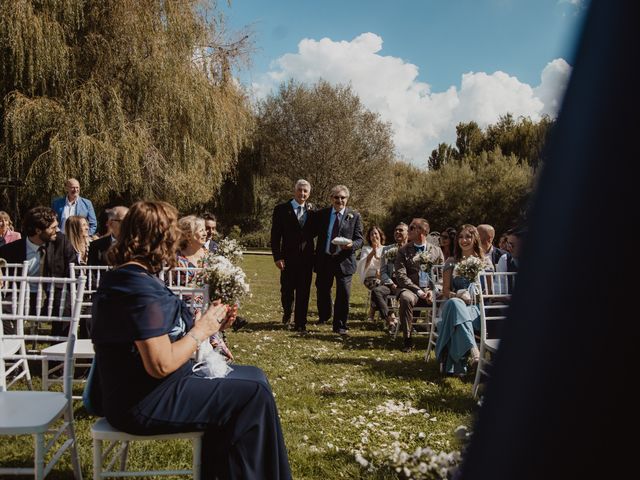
[51,177,97,235]
[477,224,506,267]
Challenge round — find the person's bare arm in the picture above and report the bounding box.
[135,303,227,379]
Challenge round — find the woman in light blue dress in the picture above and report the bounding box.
[435,224,493,375]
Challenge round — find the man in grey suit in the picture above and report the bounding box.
[394,218,443,352]
[313,185,364,335]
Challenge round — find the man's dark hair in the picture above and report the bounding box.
[23,207,57,236]
[202,212,217,222]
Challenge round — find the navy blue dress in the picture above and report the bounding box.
[91,265,291,479]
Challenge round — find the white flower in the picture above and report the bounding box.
[196,254,251,305]
[347,213,354,220]
[453,255,485,281]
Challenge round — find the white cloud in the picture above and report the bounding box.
[250,33,572,165]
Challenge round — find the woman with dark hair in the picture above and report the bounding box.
[435,224,493,375]
[90,200,291,479]
[357,225,386,321]
[439,227,456,259]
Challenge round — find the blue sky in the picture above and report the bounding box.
[221,0,589,164]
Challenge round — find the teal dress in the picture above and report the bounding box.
[435,260,490,374]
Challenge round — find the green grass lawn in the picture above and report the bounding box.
[0,254,477,479]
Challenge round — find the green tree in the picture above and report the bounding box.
[427,142,457,171]
[0,0,252,214]
[254,79,395,218]
[455,121,484,158]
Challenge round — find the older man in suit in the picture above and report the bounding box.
[88,206,129,266]
[0,206,76,336]
[51,177,97,236]
[271,179,315,332]
[478,224,506,268]
[395,218,444,352]
[313,185,363,335]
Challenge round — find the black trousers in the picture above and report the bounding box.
[279,257,313,328]
[315,255,352,331]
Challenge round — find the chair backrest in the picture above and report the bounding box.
[430,264,445,288]
[1,261,29,314]
[69,263,112,320]
[478,271,517,342]
[169,285,210,314]
[0,275,85,396]
[161,266,206,288]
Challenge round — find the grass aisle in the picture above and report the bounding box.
[0,254,477,479]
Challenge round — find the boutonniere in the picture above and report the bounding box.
[346,213,354,220]
[306,203,313,210]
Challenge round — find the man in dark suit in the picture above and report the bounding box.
[313,185,363,335]
[271,179,315,332]
[0,206,76,336]
[477,224,506,268]
[88,206,128,266]
[203,212,219,253]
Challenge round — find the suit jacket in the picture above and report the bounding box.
[207,240,219,253]
[488,245,506,267]
[394,243,441,295]
[313,207,363,275]
[52,196,97,236]
[380,243,402,285]
[270,200,315,262]
[0,234,77,278]
[88,235,114,266]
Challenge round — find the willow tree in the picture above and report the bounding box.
[0,0,253,213]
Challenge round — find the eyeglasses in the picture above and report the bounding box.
[333,196,347,200]
[394,228,405,232]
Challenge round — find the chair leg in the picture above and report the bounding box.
[192,436,202,479]
[67,415,83,479]
[93,438,104,480]
[119,441,129,471]
[34,432,45,480]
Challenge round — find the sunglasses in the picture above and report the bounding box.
[333,196,347,200]
[394,228,405,232]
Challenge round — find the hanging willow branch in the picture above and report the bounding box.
[1,0,253,212]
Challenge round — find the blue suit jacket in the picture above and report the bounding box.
[52,196,97,236]
[313,207,364,275]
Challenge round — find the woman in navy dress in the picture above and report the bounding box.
[91,200,291,479]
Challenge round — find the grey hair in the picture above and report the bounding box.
[295,179,311,190]
[106,206,129,220]
[330,185,350,197]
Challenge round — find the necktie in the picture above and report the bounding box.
[329,211,341,254]
[37,245,46,276]
[297,205,305,226]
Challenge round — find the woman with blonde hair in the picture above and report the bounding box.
[91,201,291,479]
[0,210,21,247]
[64,215,90,265]
[177,215,208,269]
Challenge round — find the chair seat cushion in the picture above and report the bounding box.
[0,391,67,434]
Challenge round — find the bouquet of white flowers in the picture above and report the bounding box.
[215,237,244,265]
[412,249,439,273]
[384,246,398,261]
[198,254,251,305]
[453,256,485,282]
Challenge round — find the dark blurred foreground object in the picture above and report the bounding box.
[231,315,249,332]
[460,1,637,479]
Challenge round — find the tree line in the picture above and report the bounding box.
[1,1,551,242]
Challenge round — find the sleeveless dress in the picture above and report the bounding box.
[91,264,291,479]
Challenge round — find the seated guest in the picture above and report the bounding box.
[394,218,444,352]
[356,225,385,321]
[0,211,21,247]
[202,212,219,253]
[64,215,90,265]
[498,232,511,253]
[478,224,506,268]
[177,215,208,270]
[88,206,129,266]
[90,200,291,479]
[371,223,408,331]
[435,224,494,375]
[495,226,525,296]
[439,227,456,259]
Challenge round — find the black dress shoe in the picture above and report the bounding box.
[232,316,249,332]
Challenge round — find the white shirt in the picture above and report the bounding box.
[60,197,78,231]
[290,199,306,223]
[25,237,41,277]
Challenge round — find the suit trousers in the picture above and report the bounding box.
[315,255,352,331]
[370,284,398,319]
[279,258,313,328]
[398,290,431,339]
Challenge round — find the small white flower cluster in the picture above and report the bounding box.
[375,400,427,417]
[199,254,251,305]
[216,237,244,265]
[384,246,398,261]
[453,255,485,282]
[413,250,439,272]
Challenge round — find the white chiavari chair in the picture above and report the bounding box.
[0,275,85,479]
